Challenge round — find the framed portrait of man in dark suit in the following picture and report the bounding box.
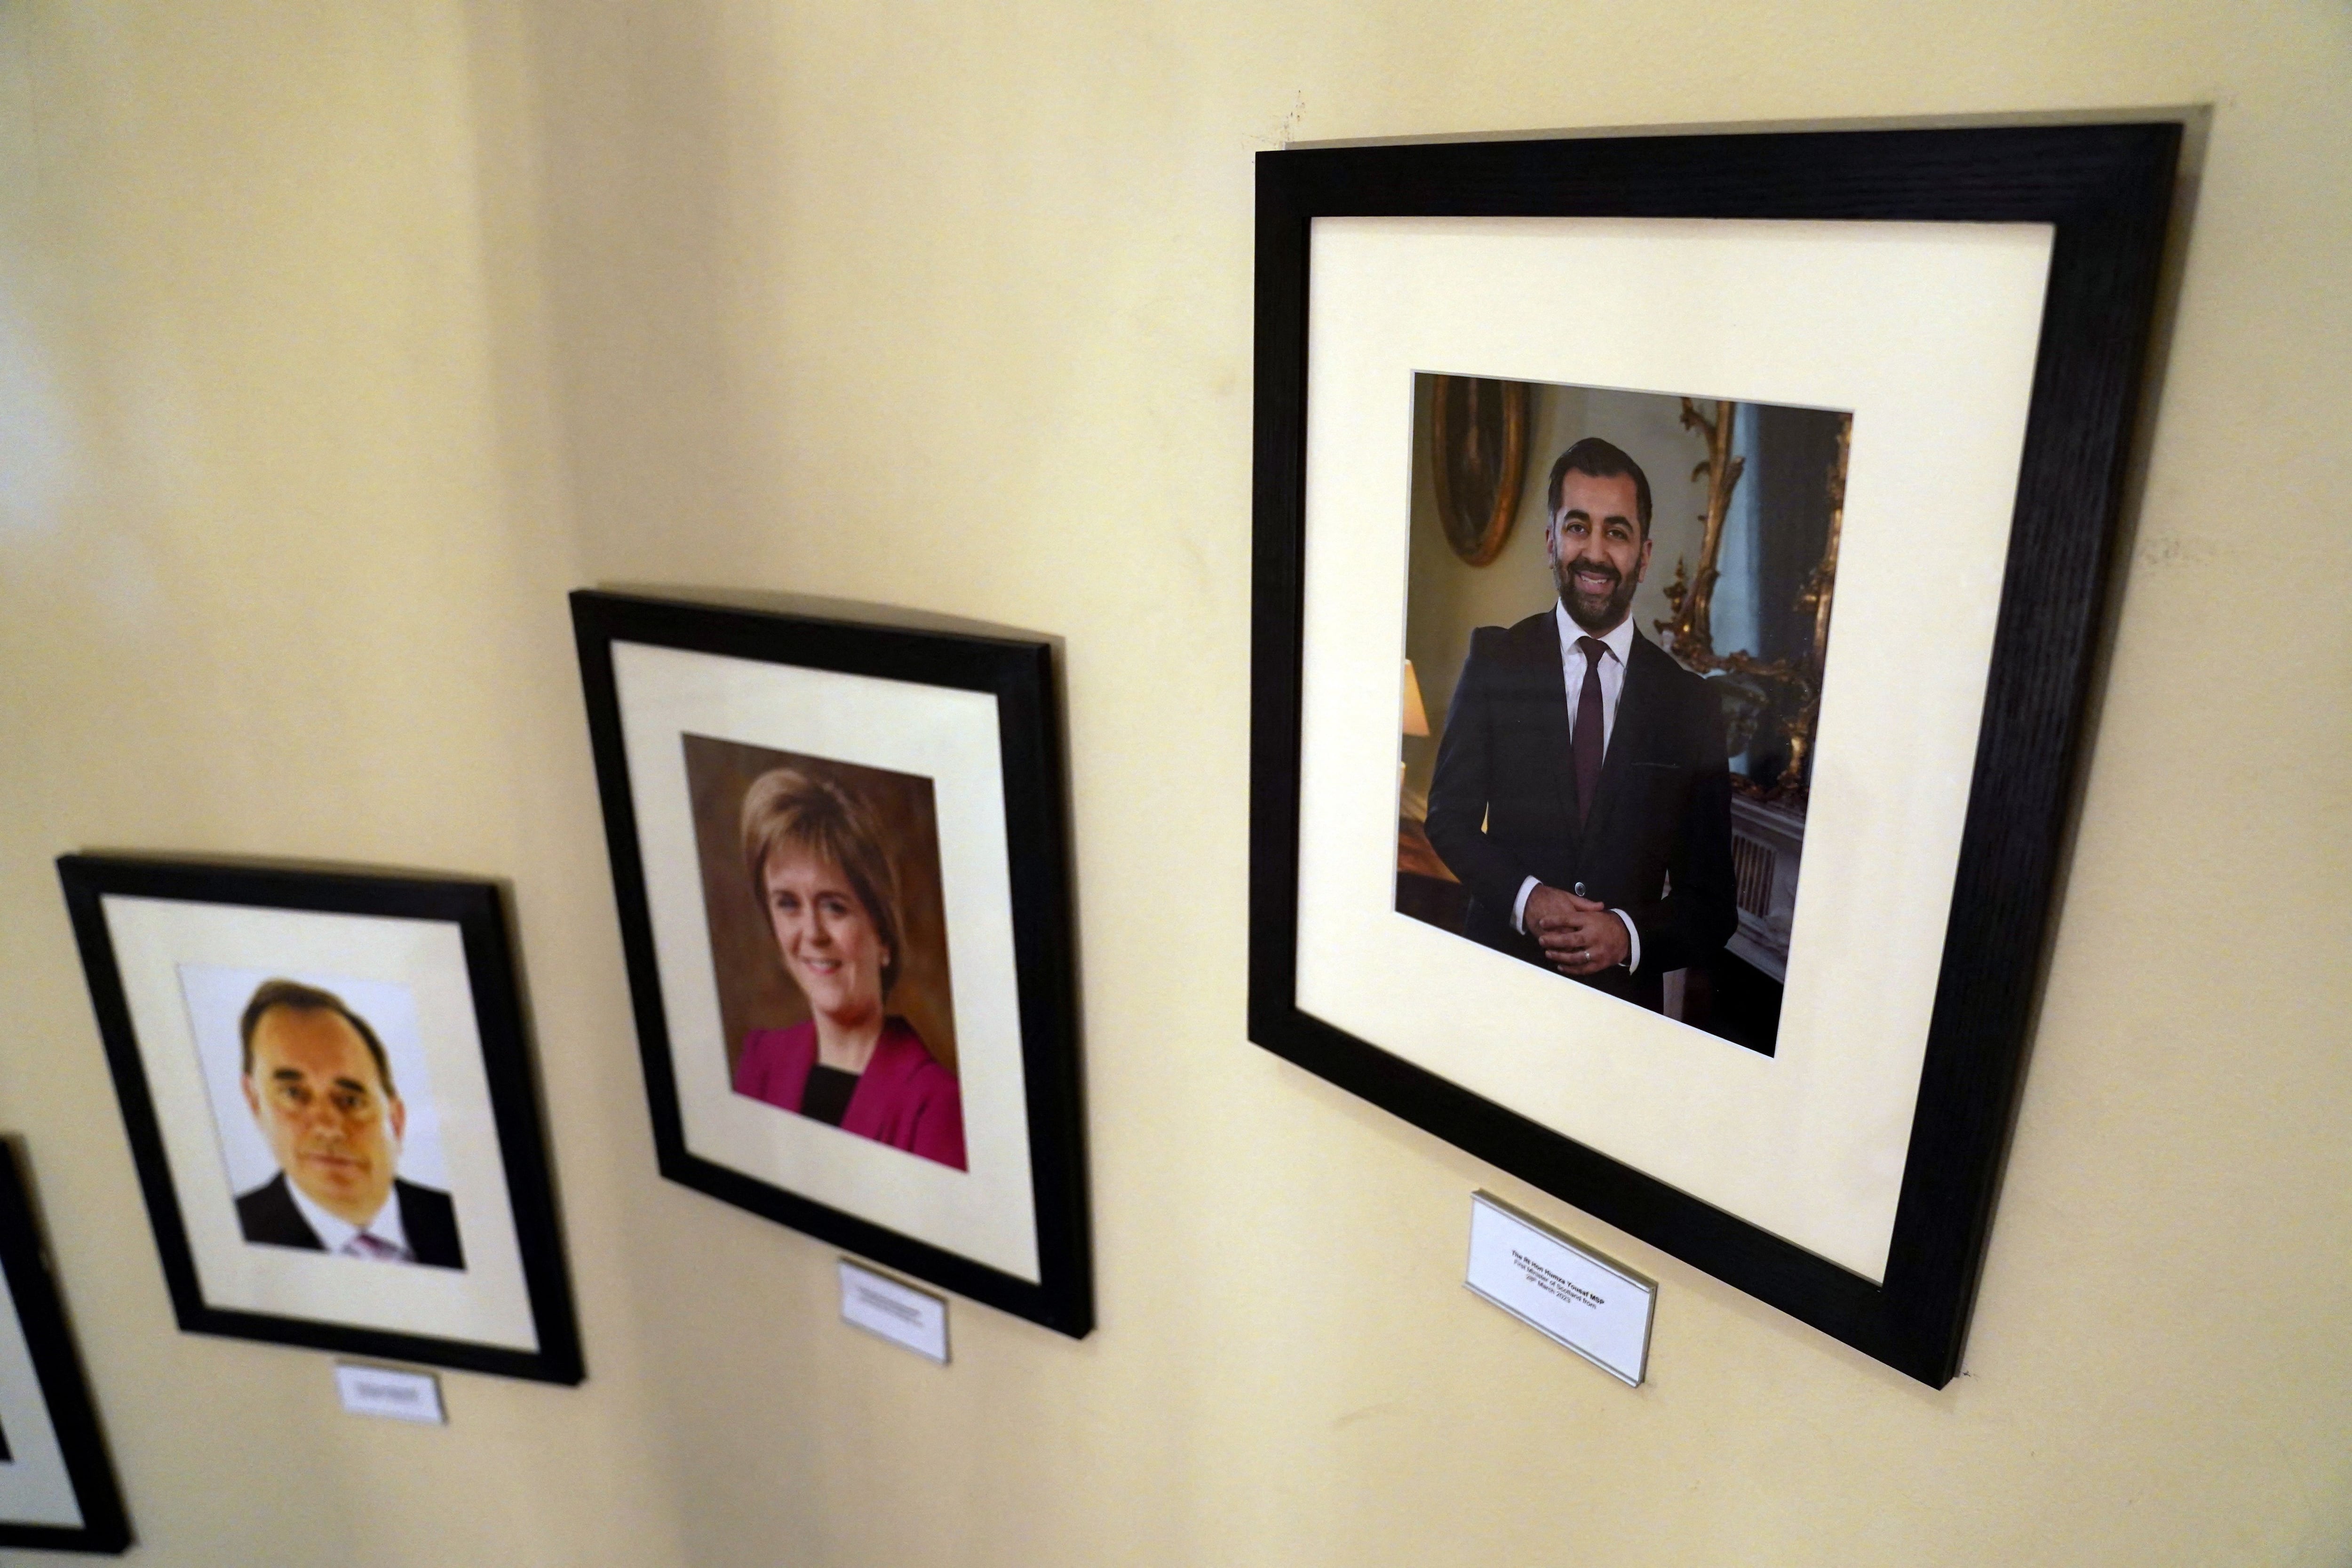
[1250,124,2178,1385]
[56,858,582,1385]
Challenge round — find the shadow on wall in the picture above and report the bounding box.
[495,0,790,573]
[453,9,835,1560]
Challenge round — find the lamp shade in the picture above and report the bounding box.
[1401,659,1430,738]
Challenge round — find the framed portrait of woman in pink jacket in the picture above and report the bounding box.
[572,591,1090,1339]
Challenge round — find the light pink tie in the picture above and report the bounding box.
[340,1232,405,1262]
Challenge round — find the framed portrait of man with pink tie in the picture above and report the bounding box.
[1249,124,2177,1385]
[57,858,583,1385]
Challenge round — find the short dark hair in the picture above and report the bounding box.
[238,979,398,1098]
[1546,437,1653,538]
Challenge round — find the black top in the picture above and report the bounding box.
[801,1063,859,1126]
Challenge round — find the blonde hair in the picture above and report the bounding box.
[739,766,904,996]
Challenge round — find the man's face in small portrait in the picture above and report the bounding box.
[241,1004,406,1226]
[1548,469,1652,634]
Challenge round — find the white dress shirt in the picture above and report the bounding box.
[286,1178,414,1263]
[1510,605,1645,972]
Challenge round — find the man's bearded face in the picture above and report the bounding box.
[1547,469,1651,635]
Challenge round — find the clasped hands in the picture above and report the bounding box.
[1524,884,1628,977]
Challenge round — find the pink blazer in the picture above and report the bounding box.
[734,1016,967,1171]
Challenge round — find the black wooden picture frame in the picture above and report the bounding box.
[57,857,585,1386]
[1249,124,2178,1385]
[0,1142,131,1554]
[570,590,1092,1338]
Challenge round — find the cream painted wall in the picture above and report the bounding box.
[0,3,2346,1565]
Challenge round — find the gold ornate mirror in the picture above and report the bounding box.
[1655,398,1852,802]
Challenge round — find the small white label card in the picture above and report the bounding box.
[1465,1192,1655,1385]
[839,1258,949,1364]
[334,1362,446,1424]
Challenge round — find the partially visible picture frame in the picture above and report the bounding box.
[570,590,1091,1337]
[1249,124,2178,1385]
[57,858,584,1385]
[0,1141,130,1555]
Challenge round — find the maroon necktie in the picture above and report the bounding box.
[1573,636,1607,828]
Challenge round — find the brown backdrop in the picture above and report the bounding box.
[683,733,958,1077]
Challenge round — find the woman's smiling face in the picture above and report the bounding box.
[762,844,889,1023]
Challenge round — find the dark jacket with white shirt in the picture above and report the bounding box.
[1425,610,1738,1008]
[234,1173,466,1271]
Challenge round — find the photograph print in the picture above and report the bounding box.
[56,858,582,1384]
[183,965,466,1269]
[572,591,1090,1337]
[1398,374,1850,1058]
[685,735,966,1171]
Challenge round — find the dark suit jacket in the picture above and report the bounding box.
[1424,612,1738,1008]
[235,1172,467,1271]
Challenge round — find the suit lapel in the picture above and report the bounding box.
[266,1174,324,1248]
[1580,630,1661,854]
